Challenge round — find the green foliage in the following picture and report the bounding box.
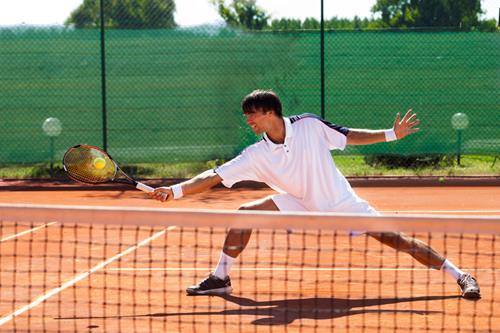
[65,0,176,29]
[478,19,499,32]
[268,16,376,31]
[371,0,483,29]
[339,155,500,177]
[211,1,376,31]
[270,18,302,31]
[210,0,269,30]
[1,156,498,179]
[364,154,451,168]
[211,0,496,31]
[325,16,369,29]
[303,18,320,30]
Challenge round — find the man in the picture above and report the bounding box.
[151,89,480,299]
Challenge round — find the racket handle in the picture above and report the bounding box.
[136,182,154,193]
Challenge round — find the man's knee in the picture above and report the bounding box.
[238,197,279,211]
[232,206,255,237]
[238,204,254,211]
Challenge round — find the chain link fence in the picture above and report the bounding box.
[0,4,499,176]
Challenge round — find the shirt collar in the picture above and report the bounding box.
[263,117,293,151]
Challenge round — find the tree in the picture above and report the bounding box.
[210,0,269,30]
[371,0,483,28]
[478,18,498,32]
[270,18,302,30]
[302,18,320,30]
[65,0,176,29]
[268,17,375,31]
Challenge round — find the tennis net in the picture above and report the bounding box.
[0,204,498,332]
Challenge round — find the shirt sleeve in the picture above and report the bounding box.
[315,118,349,150]
[214,149,258,188]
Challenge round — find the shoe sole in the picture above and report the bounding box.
[186,286,233,296]
[462,290,481,300]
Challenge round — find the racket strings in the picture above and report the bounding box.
[63,146,116,184]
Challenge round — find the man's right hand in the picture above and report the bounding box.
[150,187,174,202]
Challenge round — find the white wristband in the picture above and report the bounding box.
[171,184,184,199]
[384,128,397,142]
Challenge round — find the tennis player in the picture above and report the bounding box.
[151,89,480,300]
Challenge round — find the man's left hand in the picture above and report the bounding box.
[393,108,420,140]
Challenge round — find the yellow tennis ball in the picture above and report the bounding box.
[93,157,106,170]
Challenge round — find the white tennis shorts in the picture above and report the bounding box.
[271,193,380,215]
[271,193,380,235]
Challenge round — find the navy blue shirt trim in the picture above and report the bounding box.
[289,113,349,136]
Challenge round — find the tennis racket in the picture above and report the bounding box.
[63,144,154,193]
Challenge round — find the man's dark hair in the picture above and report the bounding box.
[241,90,282,117]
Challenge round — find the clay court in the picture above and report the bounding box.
[0,185,498,332]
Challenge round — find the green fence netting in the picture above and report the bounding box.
[1,27,498,165]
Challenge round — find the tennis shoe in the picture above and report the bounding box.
[186,273,232,296]
[457,273,481,299]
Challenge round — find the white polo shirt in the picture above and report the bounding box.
[215,114,369,212]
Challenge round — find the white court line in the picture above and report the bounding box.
[381,210,500,214]
[0,222,57,242]
[109,267,497,272]
[0,226,176,327]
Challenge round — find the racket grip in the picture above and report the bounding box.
[136,182,154,193]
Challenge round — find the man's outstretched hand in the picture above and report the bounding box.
[150,187,174,202]
[394,109,420,140]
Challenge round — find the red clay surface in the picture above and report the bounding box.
[0,186,499,212]
[0,186,499,332]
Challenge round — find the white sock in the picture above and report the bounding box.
[441,259,465,280]
[213,252,235,279]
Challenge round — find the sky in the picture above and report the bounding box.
[0,0,497,26]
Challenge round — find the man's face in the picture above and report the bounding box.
[243,107,272,134]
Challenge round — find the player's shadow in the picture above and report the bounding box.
[55,294,460,326]
[200,294,456,325]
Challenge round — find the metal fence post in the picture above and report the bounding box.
[320,0,325,119]
[100,0,108,151]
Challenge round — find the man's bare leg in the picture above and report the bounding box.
[367,232,445,269]
[215,197,280,276]
[186,196,279,295]
[368,232,480,299]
